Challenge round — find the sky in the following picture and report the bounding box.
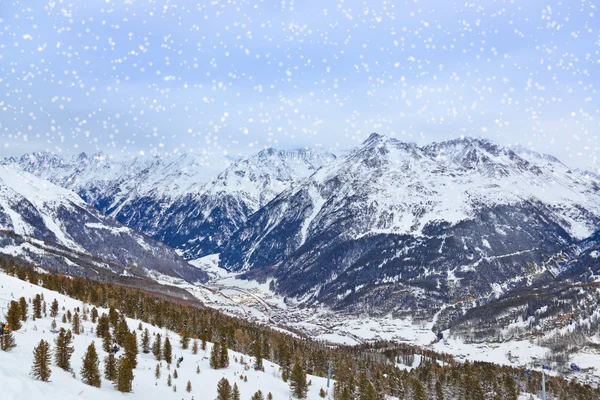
[0,0,598,169]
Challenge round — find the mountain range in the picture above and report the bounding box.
[3,134,600,318]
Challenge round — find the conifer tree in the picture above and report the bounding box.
[152,333,162,360]
[250,390,264,400]
[186,380,192,392]
[81,342,101,388]
[358,372,377,400]
[19,297,28,321]
[115,356,134,393]
[196,365,200,374]
[163,336,172,364]
[123,331,138,368]
[33,294,42,319]
[31,339,52,382]
[72,312,80,335]
[289,362,308,399]
[267,393,273,400]
[412,378,427,400]
[54,328,74,371]
[180,330,190,349]
[210,342,221,369]
[90,307,98,323]
[141,328,151,353]
[253,338,263,370]
[155,363,161,379]
[167,373,172,387]
[6,300,22,330]
[319,388,327,398]
[200,329,207,351]
[104,353,117,381]
[96,314,110,338]
[220,341,229,368]
[192,339,199,355]
[1,328,16,351]
[102,331,113,353]
[216,377,232,400]
[50,299,59,318]
[232,383,241,400]
[173,368,178,379]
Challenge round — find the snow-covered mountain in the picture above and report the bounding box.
[4,149,335,259]
[221,134,600,315]
[0,165,206,283]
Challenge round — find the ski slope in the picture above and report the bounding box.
[0,271,331,400]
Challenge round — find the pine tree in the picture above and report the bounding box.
[192,339,199,355]
[186,380,192,392]
[250,390,264,400]
[220,341,229,368]
[167,373,172,387]
[290,362,308,399]
[216,377,232,400]
[319,388,327,398]
[31,339,52,382]
[6,300,22,330]
[141,328,150,353]
[50,299,59,318]
[196,365,200,374]
[54,328,74,371]
[115,356,134,393]
[33,294,42,319]
[412,378,427,400]
[72,312,80,335]
[267,393,273,400]
[210,342,221,369]
[81,342,101,388]
[155,363,161,379]
[180,330,190,349]
[19,297,28,321]
[102,331,113,353]
[96,314,110,338]
[253,338,263,370]
[232,383,241,400]
[435,379,444,400]
[104,353,117,381]
[163,336,172,364]
[201,330,207,351]
[90,307,98,323]
[123,331,138,368]
[152,333,162,360]
[173,368,178,379]
[358,372,377,400]
[1,329,16,351]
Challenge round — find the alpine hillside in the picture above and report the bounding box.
[220,134,600,316]
[0,165,206,283]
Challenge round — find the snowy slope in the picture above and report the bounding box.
[5,149,335,259]
[0,271,331,400]
[0,165,206,283]
[221,134,600,315]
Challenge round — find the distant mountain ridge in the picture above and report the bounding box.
[3,148,336,259]
[0,164,207,282]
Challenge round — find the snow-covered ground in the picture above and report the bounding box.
[0,271,332,400]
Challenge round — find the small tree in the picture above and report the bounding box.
[155,363,161,379]
[163,336,172,364]
[210,342,221,369]
[173,368,178,379]
[72,312,80,335]
[152,333,162,361]
[319,388,327,398]
[31,339,52,382]
[180,330,190,350]
[192,339,199,355]
[1,329,17,351]
[141,328,151,353]
[104,353,117,381]
[250,390,264,400]
[54,328,74,371]
[216,377,232,400]
[167,373,172,387]
[50,299,59,317]
[123,331,138,368]
[115,356,134,393]
[289,362,308,399]
[6,301,22,330]
[81,342,101,388]
[19,297,28,321]
[186,380,192,393]
[33,294,42,319]
[220,342,230,368]
[232,383,241,400]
